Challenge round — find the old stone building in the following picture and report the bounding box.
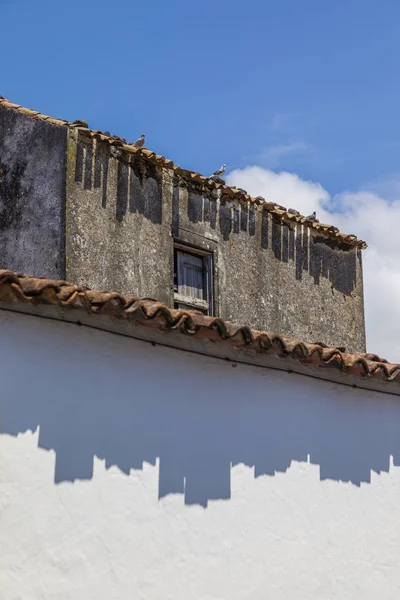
[4,97,400,600]
[0,96,366,351]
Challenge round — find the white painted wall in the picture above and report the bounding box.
[1,310,400,599]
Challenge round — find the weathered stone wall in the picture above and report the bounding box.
[66,131,366,352]
[173,181,365,352]
[0,105,67,278]
[65,132,173,305]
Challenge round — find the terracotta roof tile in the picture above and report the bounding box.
[0,95,367,250]
[0,270,397,388]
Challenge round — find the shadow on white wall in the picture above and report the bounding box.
[1,314,399,507]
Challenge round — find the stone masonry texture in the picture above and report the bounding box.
[0,104,366,352]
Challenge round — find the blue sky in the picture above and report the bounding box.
[2,0,400,194]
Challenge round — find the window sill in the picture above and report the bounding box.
[173,293,209,312]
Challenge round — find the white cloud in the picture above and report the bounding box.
[267,113,300,133]
[360,174,400,202]
[260,142,311,168]
[226,166,400,362]
[227,166,328,216]
[245,143,311,169]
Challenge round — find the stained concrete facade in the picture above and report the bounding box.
[0,103,366,352]
[0,103,67,279]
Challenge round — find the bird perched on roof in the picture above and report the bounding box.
[288,208,300,216]
[306,211,319,223]
[210,164,226,178]
[133,134,145,149]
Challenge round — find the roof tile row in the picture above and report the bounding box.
[0,95,367,249]
[0,270,397,385]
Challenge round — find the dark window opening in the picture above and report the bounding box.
[173,244,213,315]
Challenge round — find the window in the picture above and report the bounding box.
[174,244,213,315]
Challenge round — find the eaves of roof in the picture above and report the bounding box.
[0,270,398,396]
[0,95,367,250]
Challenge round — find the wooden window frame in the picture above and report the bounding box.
[174,242,214,315]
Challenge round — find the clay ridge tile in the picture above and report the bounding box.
[0,270,398,385]
[0,96,367,250]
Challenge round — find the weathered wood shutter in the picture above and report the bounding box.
[175,251,209,313]
[177,252,204,299]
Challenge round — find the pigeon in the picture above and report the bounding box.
[306,211,319,223]
[210,164,226,178]
[133,134,145,149]
[288,208,300,216]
